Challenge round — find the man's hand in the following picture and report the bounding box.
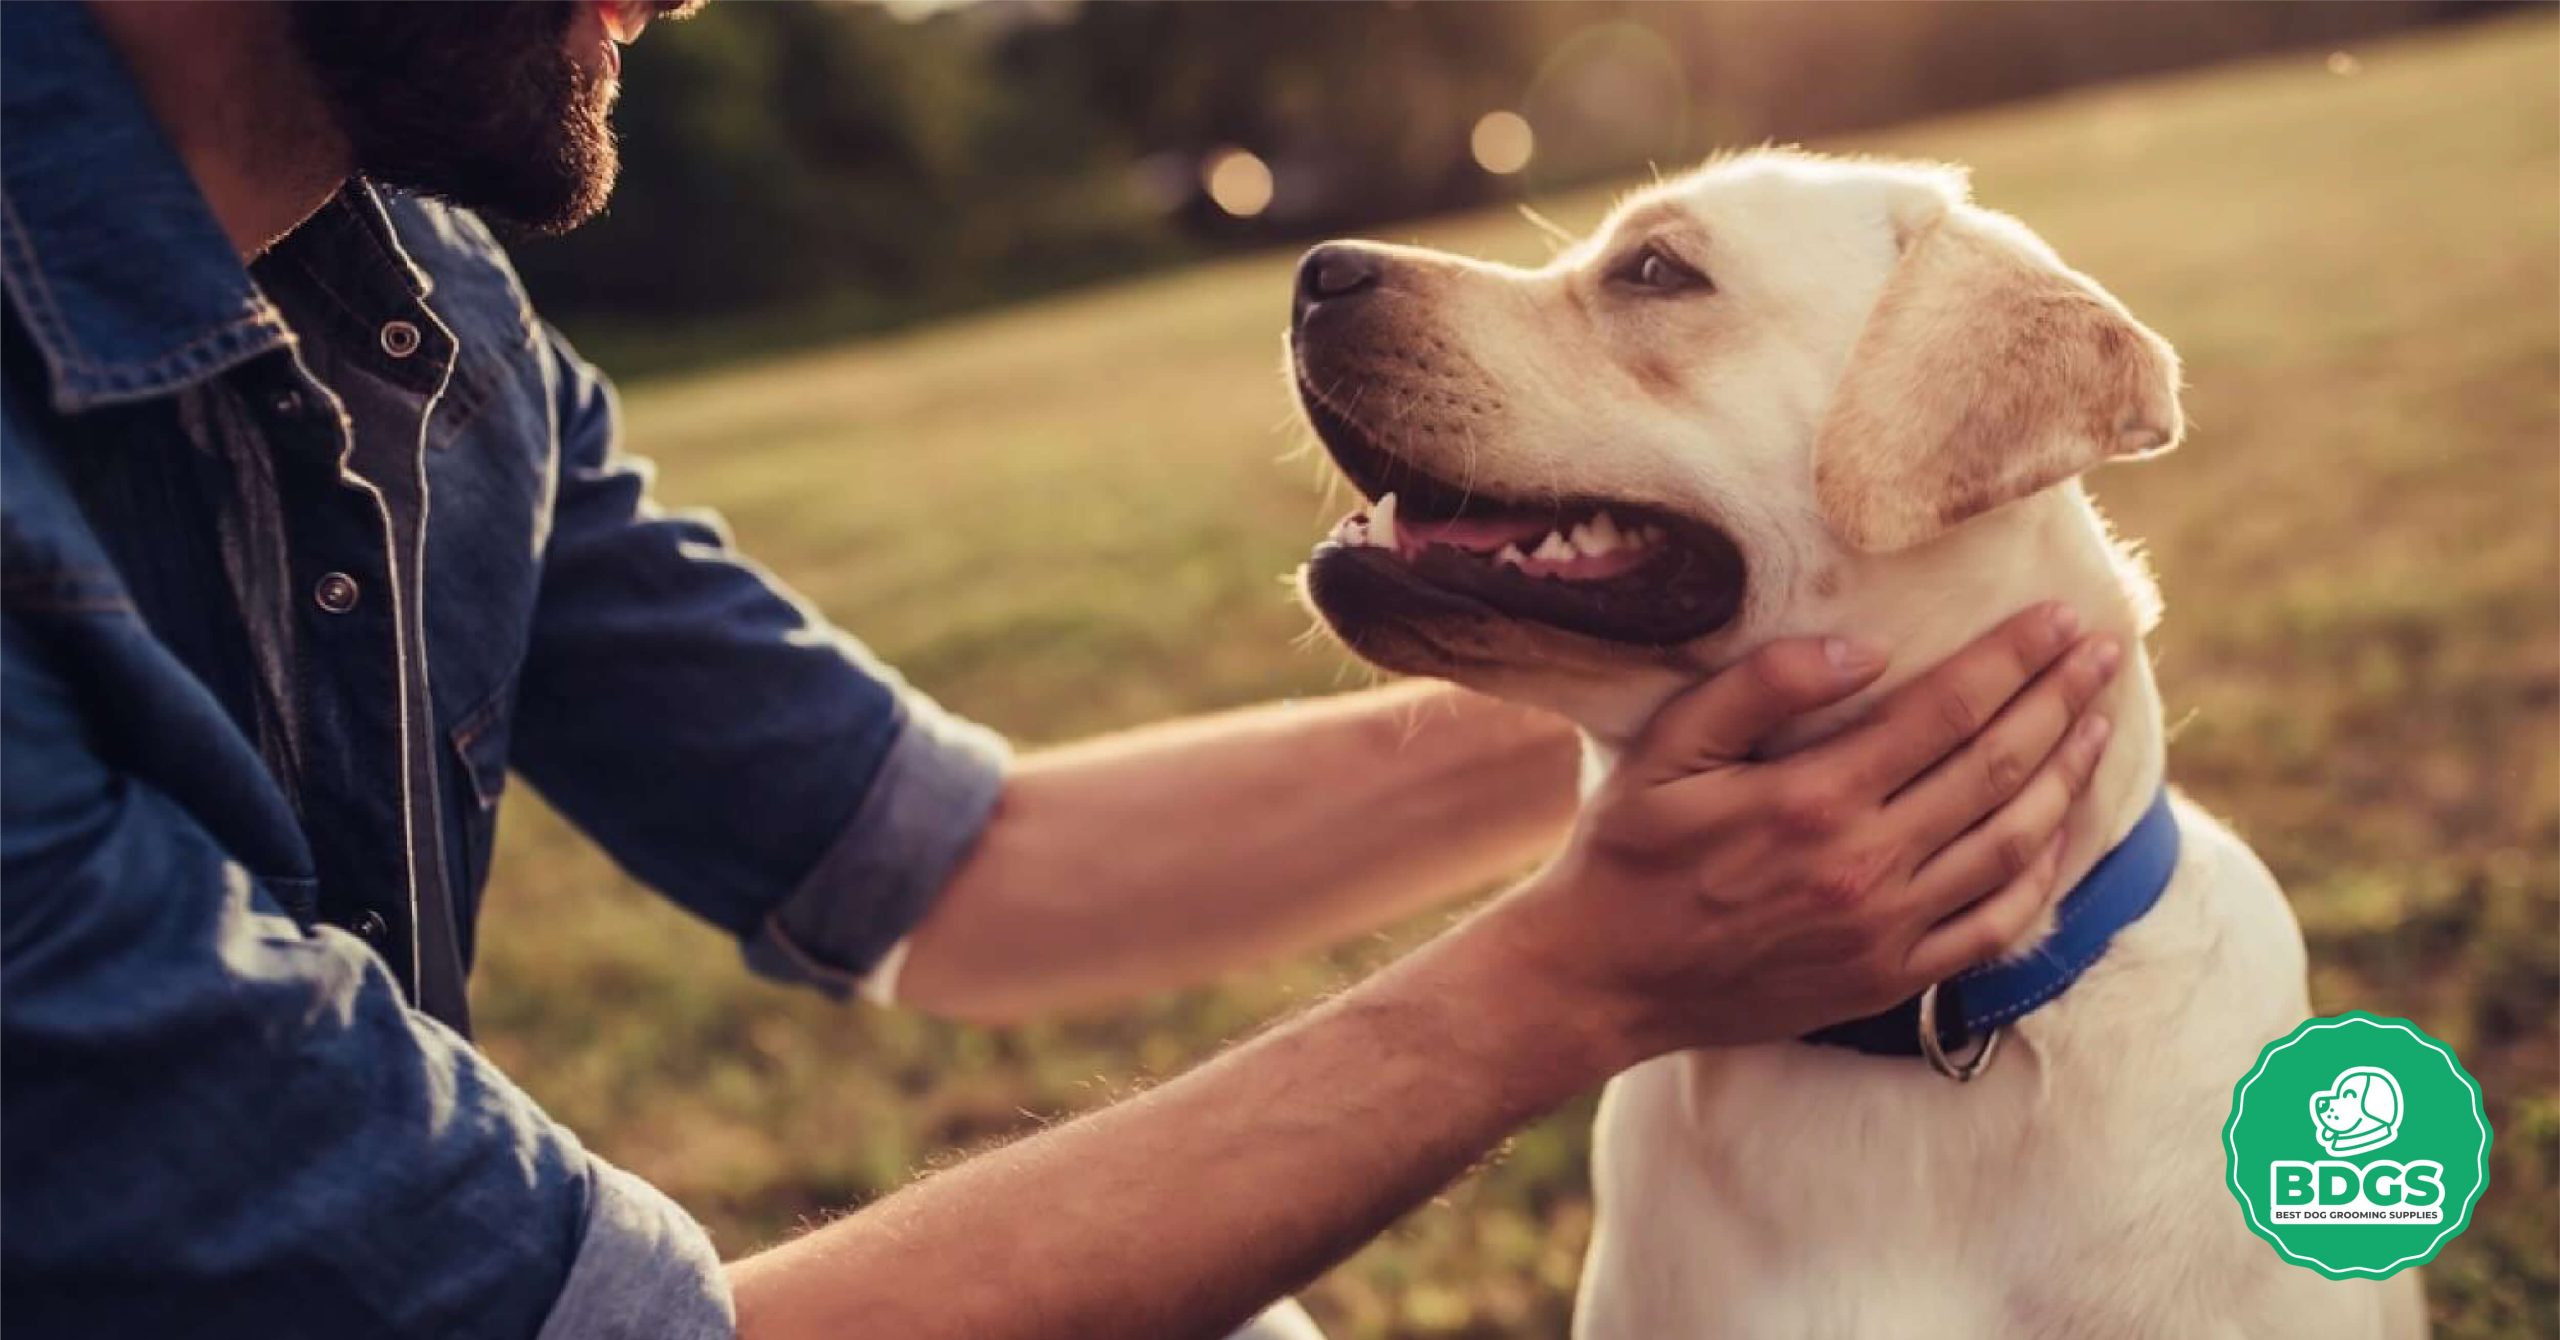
[1485,602,2120,1064]
[731,605,2123,1340]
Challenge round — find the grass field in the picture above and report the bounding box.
[484,18,2559,1337]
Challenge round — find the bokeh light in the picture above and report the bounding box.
[1203,148,1274,217]
[1470,111,1535,175]
[1521,22,1690,188]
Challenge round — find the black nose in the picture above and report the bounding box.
[1294,244,1381,325]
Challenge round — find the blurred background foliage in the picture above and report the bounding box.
[517,0,2504,375]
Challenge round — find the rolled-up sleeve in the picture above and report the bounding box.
[536,1161,732,1340]
[510,329,1007,997]
[1,619,732,1340]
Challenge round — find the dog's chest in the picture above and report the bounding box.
[1579,1039,2183,1338]
[1573,825,2337,1340]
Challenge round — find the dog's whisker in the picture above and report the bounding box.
[1517,202,1578,254]
[1453,420,1482,517]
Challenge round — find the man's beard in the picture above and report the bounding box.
[287,0,616,235]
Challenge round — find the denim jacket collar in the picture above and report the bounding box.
[0,0,292,413]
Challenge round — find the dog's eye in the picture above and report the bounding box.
[1612,245,1710,295]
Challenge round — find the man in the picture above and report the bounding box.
[0,3,2122,1338]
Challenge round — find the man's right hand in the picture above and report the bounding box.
[1478,602,2122,1069]
[731,604,2125,1340]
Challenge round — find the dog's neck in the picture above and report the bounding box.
[1803,484,2165,899]
[1591,483,2168,947]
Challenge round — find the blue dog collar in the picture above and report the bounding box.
[1802,787,2181,1069]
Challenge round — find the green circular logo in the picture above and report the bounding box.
[2224,1011,2491,1278]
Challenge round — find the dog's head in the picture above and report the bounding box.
[1290,150,2180,737]
[2314,1089,2368,1134]
[2310,1068,2403,1153]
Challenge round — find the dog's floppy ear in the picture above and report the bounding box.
[1813,182,2182,553]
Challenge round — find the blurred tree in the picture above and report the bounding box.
[510,0,2499,364]
[515,2,1167,325]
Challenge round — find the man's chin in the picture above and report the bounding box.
[289,0,619,236]
[482,149,617,236]
[432,74,617,235]
[369,102,616,236]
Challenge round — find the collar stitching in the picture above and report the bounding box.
[1952,864,2101,984]
[4,191,293,410]
[1,191,95,376]
[1975,948,2104,1030]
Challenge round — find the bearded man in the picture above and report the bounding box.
[0,3,2118,1337]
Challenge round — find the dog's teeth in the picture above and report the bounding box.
[1533,532,1575,563]
[1571,520,1619,556]
[1371,493,1399,549]
[1496,542,1528,569]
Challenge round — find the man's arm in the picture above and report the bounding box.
[508,325,1570,1016]
[732,611,2122,1340]
[736,911,1599,1340]
[895,682,1580,1021]
[507,327,1011,1001]
[0,614,732,1340]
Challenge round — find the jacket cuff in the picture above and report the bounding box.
[744,693,1009,1002]
[534,1158,734,1340]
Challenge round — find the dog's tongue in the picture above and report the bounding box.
[1394,511,1553,553]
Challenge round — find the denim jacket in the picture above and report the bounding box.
[0,4,1007,1335]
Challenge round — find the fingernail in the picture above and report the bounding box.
[2045,602,2080,644]
[1826,637,1885,676]
[2076,714,2113,752]
[2089,636,2122,676]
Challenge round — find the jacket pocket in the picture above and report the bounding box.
[447,686,513,907]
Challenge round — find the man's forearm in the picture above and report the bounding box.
[897,683,1581,1020]
[737,619,2119,1339]
[730,912,1616,1340]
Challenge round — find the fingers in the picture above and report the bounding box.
[1886,635,2122,855]
[1902,830,2068,984]
[1900,708,2110,925]
[1827,603,2086,795]
[1625,637,1888,785]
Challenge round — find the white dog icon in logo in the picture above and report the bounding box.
[2309,1066,2405,1157]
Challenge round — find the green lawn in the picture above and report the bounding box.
[484,17,2559,1337]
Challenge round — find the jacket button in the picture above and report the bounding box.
[379,320,423,359]
[269,388,308,419]
[350,909,389,943]
[313,572,360,614]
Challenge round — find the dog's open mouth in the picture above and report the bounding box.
[1300,381,1746,646]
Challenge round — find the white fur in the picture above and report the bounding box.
[1294,151,2426,1338]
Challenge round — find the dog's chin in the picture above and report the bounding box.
[1298,551,1691,698]
[1300,551,1515,679]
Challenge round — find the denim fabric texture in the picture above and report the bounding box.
[0,4,1008,1335]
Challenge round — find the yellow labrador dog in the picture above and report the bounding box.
[1286,151,2426,1339]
